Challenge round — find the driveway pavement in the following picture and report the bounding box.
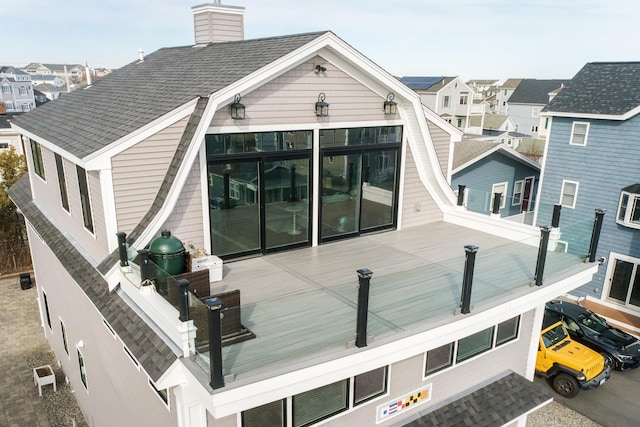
[0,275,86,427]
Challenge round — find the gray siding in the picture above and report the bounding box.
[26,143,108,263]
[401,143,443,227]
[28,229,177,427]
[537,114,640,298]
[426,120,452,180]
[452,152,539,217]
[210,56,389,127]
[508,103,542,137]
[161,153,206,251]
[112,117,190,235]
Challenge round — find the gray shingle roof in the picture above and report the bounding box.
[545,62,640,116]
[8,175,179,382]
[508,79,570,104]
[453,140,501,170]
[11,32,327,159]
[395,371,552,427]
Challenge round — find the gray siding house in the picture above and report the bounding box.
[536,62,640,334]
[452,140,540,221]
[8,2,603,426]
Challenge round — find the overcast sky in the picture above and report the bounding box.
[3,0,638,81]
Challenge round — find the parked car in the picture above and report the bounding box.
[545,300,640,370]
[536,317,610,398]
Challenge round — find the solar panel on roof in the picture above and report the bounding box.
[400,76,443,90]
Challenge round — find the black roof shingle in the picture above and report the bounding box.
[508,79,570,105]
[545,62,640,116]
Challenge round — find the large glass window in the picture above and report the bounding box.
[55,153,69,211]
[77,166,94,232]
[293,380,348,427]
[243,400,286,427]
[496,316,520,346]
[607,256,640,308]
[207,131,312,259]
[320,126,401,242]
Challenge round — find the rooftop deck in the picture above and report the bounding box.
[185,219,595,387]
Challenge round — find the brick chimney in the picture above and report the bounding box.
[192,1,245,45]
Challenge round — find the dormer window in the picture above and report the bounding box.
[617,184,640,229]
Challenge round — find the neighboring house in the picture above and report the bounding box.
[22,62,86,84]
[506,79,569,138]
[495,78,521,115]
[452,139,540,222]
[535,61,640,333]
[0,66,36,113]
[400,76,484,130]
[467,113,516,135]
[30,74,65,87]
[34,83,63,101]
[466,79,500,100]
[8,3,602,426]
[0,113,24,155]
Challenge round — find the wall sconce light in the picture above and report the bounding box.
[384,93,397,115]
[229,94,245,120]
[315,92,329,117]
[314,64,327,74]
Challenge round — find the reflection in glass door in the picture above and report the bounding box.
[361,150,397,230]
[209,161,261,258]
[264,158,310,251]
[321,154,362,239]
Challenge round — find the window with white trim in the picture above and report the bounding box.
[459,94,468,105]
[292,379,348,426]
[242,400,286,427]
[490,182,508,210]
[30,139,46,180]
[149,379,169,407]
[425,316,521,377]
[77,346,88,390]
[532,107,539,117]
[353,366,387,406]
[76,166,94,232]
[617,185,640,229]
[60,319,69,356]
[531,125,538,133]
[512,180,523,206]
[569,122,589,146]
[443,95,450,108]
[560,180,579,208]
[42,290,52,329]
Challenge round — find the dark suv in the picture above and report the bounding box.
[545,300,640,370]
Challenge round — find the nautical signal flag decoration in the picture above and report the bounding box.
[376,384,432,423]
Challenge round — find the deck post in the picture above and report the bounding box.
[588,209,606,263]
[205,297,225,389]
[460,245,478,314]
[139,249,150,286]
[492,193,502,214]
[356,268,373,348]
[534,226,552,286]
[116,232,128,267]
[177,279,190,322]
[551,204,562,227]
[457,185,466,206]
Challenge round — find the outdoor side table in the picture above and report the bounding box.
[33,365,56,396]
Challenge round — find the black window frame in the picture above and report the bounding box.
[55,153,70,211]
[353,366,388,406]
[76,166,94,233]
[30,138,46,180]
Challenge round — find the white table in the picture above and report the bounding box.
[33,365,56,396]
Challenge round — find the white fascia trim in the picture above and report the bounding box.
[207,263,597,418]
[84,99,199,170]
[545,105,640,121]
[10,124,84,165]
[133,96,219,250]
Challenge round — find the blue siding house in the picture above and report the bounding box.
[451,140,540,220]
[536,62,640,324]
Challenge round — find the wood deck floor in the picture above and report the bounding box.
[191,221,591,383]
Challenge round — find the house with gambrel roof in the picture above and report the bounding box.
[400,76,485,131]
[535,61,640,334]
[9,2,605,426]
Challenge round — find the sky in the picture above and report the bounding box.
[2,0,639,81]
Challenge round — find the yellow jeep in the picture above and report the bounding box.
[536,319,611,398]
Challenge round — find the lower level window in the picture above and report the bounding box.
[496,316,520,346]
[354,366,387,406]
[243,400,286,427]
[293,379,348,427]
[456,327,494,362]
[425,342,454,375]
[77,347,88,389]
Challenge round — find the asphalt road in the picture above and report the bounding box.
[535,366,640,427]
